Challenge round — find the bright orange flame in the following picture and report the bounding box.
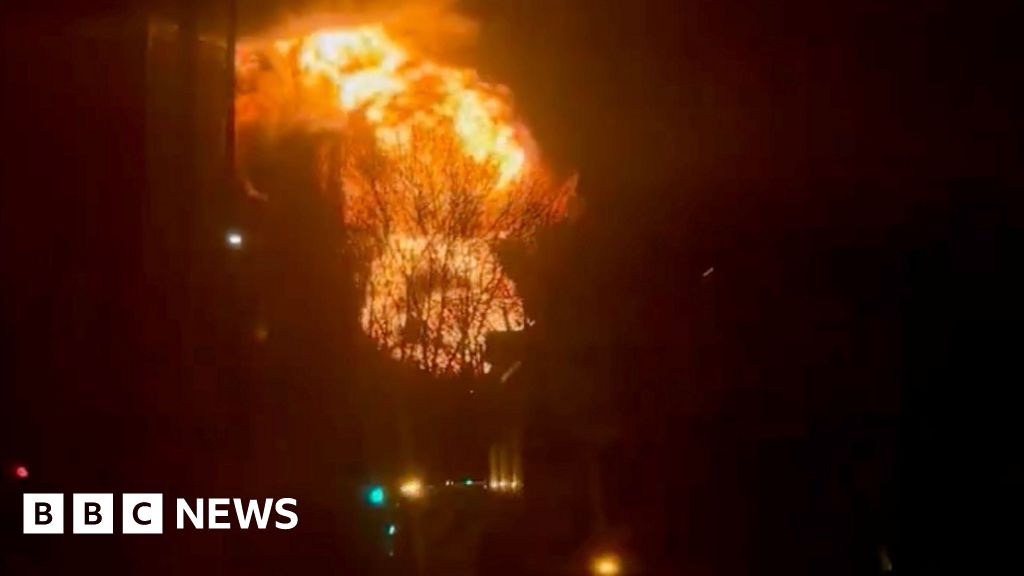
[360,235,526,374]
[237,24,571,375]
[241,25,528,189]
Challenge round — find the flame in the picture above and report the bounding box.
[237,24,571,375]
[241,25,528,188]
[360,235,526,374]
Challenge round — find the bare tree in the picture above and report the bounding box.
[335,124,572,375]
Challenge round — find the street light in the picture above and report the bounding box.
[226,230,243,249]
[591,553,622,576]
[366,485,386,507]
[399,477,424,499]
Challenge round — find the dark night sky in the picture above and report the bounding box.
[1,1,1020,574]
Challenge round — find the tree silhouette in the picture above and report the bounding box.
[334,124,573,375]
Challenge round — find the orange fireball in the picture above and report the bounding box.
[237,24,572,375]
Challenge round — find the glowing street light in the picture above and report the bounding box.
[366,485,386,507]
[591,553,622,576]
[226,230,244,249]
[399,478,424,499]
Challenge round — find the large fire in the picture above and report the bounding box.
[237,24,572,375]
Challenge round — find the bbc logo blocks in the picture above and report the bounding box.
[122,494,163,534]
[23,493,163,534]
[23,494,63,534]
[72,493,114,534]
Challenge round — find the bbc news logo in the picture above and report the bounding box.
[23,494,297,534]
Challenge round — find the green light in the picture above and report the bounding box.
[464,478,473,486]
[387,524,396,535]
[367,486,385,506]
